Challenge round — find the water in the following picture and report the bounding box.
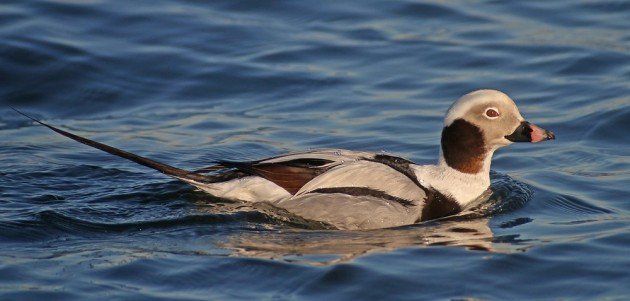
[1,0,629,299]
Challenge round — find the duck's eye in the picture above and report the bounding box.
[485,108,500,118]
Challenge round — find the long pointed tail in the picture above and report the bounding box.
[12,108,213,184]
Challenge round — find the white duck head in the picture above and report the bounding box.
[440,89,555,174]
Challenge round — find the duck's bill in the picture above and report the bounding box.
[505,121,555,143]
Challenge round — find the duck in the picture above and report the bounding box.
[14,89,555,230]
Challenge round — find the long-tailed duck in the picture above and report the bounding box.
[14,89,554,230]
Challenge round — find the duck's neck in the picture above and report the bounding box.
[414,119,496,207]
[438,146,494,180]
[414,154,493,208]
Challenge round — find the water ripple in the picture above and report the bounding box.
[1,0,628,299]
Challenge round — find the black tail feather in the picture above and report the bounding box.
[12,107,213,184]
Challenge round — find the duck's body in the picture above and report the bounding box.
[186,149,469,229]
[15,90,554,229]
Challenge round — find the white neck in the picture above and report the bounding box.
[413,150,494,207]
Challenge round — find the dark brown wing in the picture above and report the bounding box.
[217,159,334,194]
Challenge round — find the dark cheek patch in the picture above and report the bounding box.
[441,119,487,174]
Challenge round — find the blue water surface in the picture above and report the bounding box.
[1,0,629,300]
